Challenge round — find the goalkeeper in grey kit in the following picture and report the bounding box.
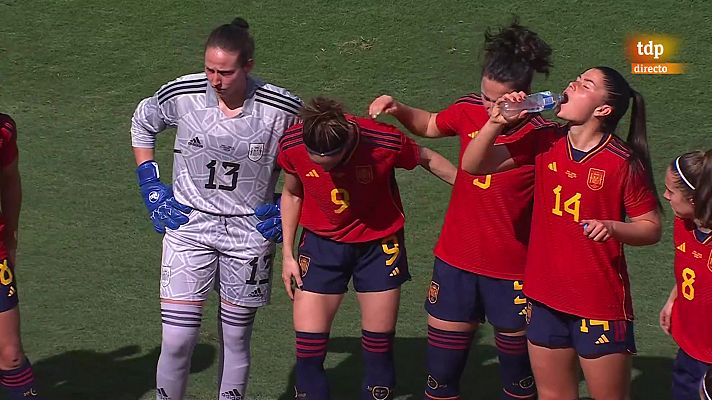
[130,17,298,400]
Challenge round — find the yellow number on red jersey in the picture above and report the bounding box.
[681,267,696,301]
[472,175,492,190]
[552,185,582,222]
[331,188,350,214]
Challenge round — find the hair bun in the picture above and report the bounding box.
[231,17,249,30]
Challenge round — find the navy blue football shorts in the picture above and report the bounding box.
[297,229,410,294]
[526,300,636,358]
[425,257,528,332]
[0,258,18,312]
[672,348,711,400]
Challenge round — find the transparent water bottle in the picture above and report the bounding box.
[500,91,566,118]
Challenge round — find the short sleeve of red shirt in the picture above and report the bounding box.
[0,114,18,167]
[434,103,467,137]
[276,148,296,174]
[622,161,659,218]
[505,125,558,166]
[395,134,421,170]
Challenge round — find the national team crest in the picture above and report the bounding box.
[428,281,440,304]
[525,301,533,325]
[160,266,171,287]
[248,143,264,162]
[519,376,535,389]
[369,386,391,400]
[356,166,374,184]
[298,255,311,277]
[707,251,712,273]
[587,168,606,191]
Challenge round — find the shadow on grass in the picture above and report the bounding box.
[32,343,216,400]
[275,335,675,400]
[277,333,500,400]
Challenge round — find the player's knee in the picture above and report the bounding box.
[219,305,256,347]
[220,326,253,354]
[222,326,252,342]
[0,345,24,370]
[161,328,199,358]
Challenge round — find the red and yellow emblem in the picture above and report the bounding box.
[587,168,606,191]
[355,165,373,184]
[427,281,440,304]
[298,255,311,277]
[707,251,712,273]
[525,302,533,325]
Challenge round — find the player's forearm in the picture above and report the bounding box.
[1,162,21,249]
[391,102,441,138]
[419,147,457,185]
[667,286,678,303]
[280,189,302,261]
[461,120,506,174]
[609,216,662,246]
[133,147,155,166]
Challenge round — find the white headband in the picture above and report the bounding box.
[675,156,696,191]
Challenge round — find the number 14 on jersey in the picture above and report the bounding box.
[552,185,582,222]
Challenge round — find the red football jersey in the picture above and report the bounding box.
[507,126,659,320]
[277,115,421,243]
[671,217,712,363]
[433,94,554,280]
[0,114,18,257]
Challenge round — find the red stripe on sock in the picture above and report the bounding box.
[296,337,329,344]
[427,339,469,350]
[495,338,527,353]
[1,368,32,383]
[1,368,33,387]
[362,342,391,353]
[296,351,326,358]
[296,344,327,352]
[428,331,472,344]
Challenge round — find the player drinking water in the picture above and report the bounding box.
[369,20,553,399]
[461,67,662,400]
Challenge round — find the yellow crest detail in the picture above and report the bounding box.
[587,168,606,191]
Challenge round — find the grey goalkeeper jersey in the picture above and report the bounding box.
[131,73,301,215]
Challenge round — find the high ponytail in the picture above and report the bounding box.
[595,66,661,208]
[481,17,553,91]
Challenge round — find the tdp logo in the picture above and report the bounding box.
[637,40,664,59]
[626,34,684,75]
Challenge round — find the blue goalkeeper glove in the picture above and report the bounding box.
[136,160,192,233]
[254,194,282,243]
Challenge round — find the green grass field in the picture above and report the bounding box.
[1,1,711,398]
